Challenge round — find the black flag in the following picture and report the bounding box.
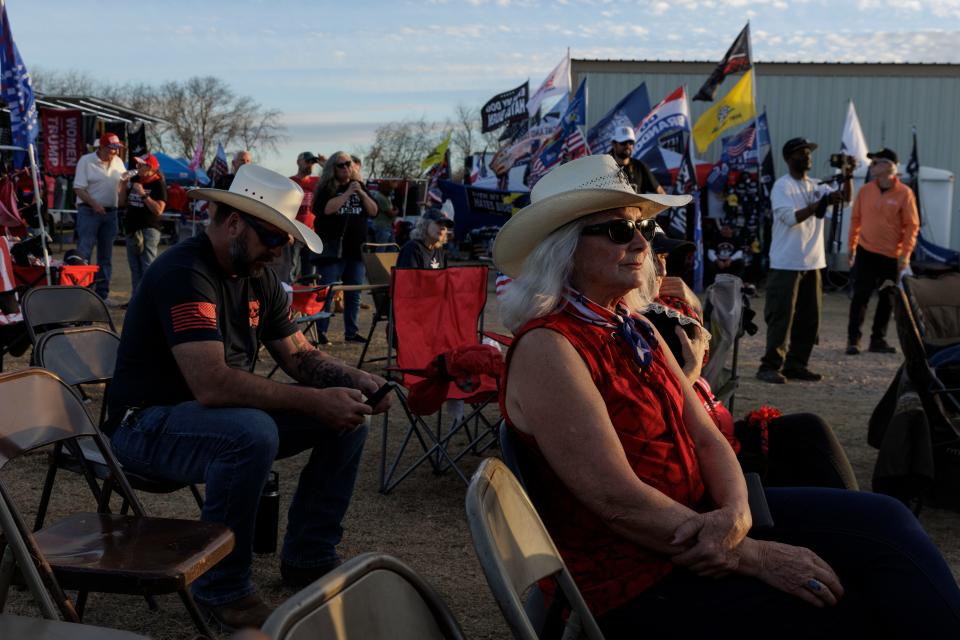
[127,122,148,164]
[481,82,529,133]
[694,24,752,102]
[906,126,922,226]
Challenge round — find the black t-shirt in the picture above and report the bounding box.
[107,233,296,428]
[312,182,370,260]
[397,240,447,270]
[620,157,661,194]
[124,175,167,232]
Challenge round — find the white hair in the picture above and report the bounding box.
[410,216,445,249]
[498,219,589,333]
[621,257,661,314]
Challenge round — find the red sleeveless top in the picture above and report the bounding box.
[500,309,706,616]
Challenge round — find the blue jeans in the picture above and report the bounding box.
[108,401,368,605]
[125,227,161,295]
[76,204,119,299]
[598,489,960,638]
[315,258,365,337]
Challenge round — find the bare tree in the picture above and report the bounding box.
[30,70,286,164]
[365,118,445,180]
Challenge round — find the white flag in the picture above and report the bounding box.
[527,52,571,118]
[841,100,870,170]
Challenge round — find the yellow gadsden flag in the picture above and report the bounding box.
[420,133,452,172]
[692,69,757,154]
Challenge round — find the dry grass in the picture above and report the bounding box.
[1,245,957,638]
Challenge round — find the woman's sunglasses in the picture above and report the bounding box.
[581,218,657,244]
[241,213,290,248]
[335,161,352,169]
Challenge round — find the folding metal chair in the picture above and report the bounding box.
[465,458,604,640]
[20,285,115,351]
[702,274,756,413]
[30,327,204,530]
[356,244,398,370]
[0,368,234,637]
[378,266,501,493]
[261,552,466,640]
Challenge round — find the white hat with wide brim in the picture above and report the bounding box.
[188,164,323,253]
[492,154,691,278]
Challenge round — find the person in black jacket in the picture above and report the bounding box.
[397,209,454,269]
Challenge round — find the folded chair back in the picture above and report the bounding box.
[702,274,745,410]
[261,552,465,640]
[34,327,119,387]
[465,458,604,640]
[902,273,960,351]
[392,265,491,396]
[21,285,115,346]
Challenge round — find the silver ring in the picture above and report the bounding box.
[805,578,822,592]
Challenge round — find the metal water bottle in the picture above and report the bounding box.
[253,470,279,554]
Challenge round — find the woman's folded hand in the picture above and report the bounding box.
[670,505,751,576]
[738,538,844,607]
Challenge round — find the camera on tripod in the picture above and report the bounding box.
[829,153,857,173]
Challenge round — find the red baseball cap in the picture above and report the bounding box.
[135,153,160,171]
[99,132,122,149]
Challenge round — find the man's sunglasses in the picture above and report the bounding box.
[241,213,289,248]
[581,218,657,244]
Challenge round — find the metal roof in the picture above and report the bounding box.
[30,94,168,125]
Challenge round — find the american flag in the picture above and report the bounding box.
[0,0,37,168]
[561,127,588,160]
[727,124,756,158]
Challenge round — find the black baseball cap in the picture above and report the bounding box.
[782,137,818,158]
[652,224,694,256]
[423,208,455,228]
[867,148,898,164]
[298,152,319,163]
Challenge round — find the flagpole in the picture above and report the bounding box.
[26,144,51,285]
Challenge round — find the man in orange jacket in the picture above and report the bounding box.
[846,148,919,355]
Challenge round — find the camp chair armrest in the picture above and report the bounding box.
[482,331,513,346]
[331,283,387,293]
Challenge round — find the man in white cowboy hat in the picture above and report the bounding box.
[106,164,391,631]
[609,125,666,196]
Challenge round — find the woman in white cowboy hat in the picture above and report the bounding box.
[495,154,960,638]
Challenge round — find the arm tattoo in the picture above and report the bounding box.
[290,334,354,388]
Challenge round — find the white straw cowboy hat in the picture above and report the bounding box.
[188,164,323,253]
[493,154,691,278]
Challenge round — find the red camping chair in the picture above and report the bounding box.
[266,280,337,378]
[378,266,502,493]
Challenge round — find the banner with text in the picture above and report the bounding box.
[40,108,84,176]
[481,82,529,132]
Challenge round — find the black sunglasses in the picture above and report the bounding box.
[335,161,352,169]
[581,218,657,244]
[240,213,289,248]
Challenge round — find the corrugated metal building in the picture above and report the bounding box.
[572,59,960,248]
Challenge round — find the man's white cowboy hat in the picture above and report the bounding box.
[493,154,691,278]
[188,164,323,253]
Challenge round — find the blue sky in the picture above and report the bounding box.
[9,0,960,172]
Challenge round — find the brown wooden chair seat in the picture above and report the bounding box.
[33,513,233,592]
[0,368,234,637]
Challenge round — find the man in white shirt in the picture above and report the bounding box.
[757,137,850,384]
[74,132,127,302]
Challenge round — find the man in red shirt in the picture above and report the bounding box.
[289,152,322,278]
[846,148,919,355]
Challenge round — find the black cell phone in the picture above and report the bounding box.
[365,382,395,407]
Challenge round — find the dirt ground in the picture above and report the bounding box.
[2,244,958,639]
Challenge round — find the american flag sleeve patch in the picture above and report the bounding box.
[170,301,218,332]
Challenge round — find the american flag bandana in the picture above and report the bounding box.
[562,289,657,368]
